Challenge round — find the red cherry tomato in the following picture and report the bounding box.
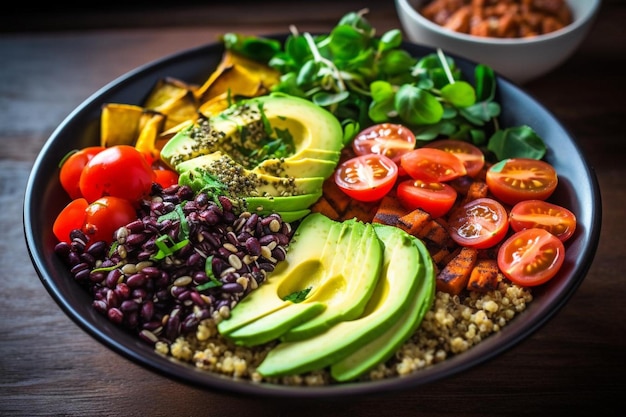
[53,198,88,243]
[396,179,458,218]
[400,147,467,182]
[334,154,399,202]
[497,228,565,286]
[82,196,138,245]
[59,146,105,200]
[153,169,179,189]
[79,145,155,204]
[447,197,509,249]
[509,200,577,242]
[424,139,485,178]
[486,158,558,206]
[352,123,416,163]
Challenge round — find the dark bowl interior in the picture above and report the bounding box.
[23,35,602,399]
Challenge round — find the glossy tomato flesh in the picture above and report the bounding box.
[352,123,416,163]
[497,228,565,286]
[400,147,467,182]
[82,196,138,245]
[153,169,179,189]
[334,154,398,202]
[59,146,105,200]
[396,179,457,218]
[486,158,558,206]
[447,197,509,249]
[53,198,88,243]
[510,199,577,242]
[79,145,155,204]
[424,139,485,178]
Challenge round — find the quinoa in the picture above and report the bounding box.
[159,279,532,385]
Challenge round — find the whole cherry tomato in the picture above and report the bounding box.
[53,198,88,244]
[82,196,137,245]
[153,168,179,189]
[79,145,155,204]
[59,146,105,200]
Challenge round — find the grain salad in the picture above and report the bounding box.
[56,181,533,386]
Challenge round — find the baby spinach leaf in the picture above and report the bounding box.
[487,125,547,160]
[395,84,444,125]
[441,81,476,107]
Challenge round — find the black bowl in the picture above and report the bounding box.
[23,36,602,398]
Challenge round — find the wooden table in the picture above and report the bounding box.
[2,1,624,415]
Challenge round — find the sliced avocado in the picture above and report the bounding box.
[269,209,311,223]
[330,227,437,381]
[221,216,384,347]
[217,213,335,336]
[243,193,322,214]
[160,94,343,176]
[225,302,326,347]
[280,221,381,341]
[176,152,324,197]
[254,157,338,179]
[255,225,423,378]
[294,148,341,162]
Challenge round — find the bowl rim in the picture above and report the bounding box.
[396,0,602,46]
[23,33,603,399]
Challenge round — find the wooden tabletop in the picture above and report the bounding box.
[2,1,624,416]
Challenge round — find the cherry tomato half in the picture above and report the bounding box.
[509,200,577,242]
[82,196,138,245]
[352,123,416,163]
[400,147,467,183]
[486,158,558,206]
[497,228,565,286]
[53,198,89,243]
[59,146,105,200]
[79,145,155,204]
[334,154,399,202]
[447,197,509,249]
[153,169,179,189]
[424,139,485,178]
[396,179,458,218]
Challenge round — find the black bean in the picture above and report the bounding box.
[55,183,294,345]
[221,282,244,294]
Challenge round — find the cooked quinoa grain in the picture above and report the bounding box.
[160,279,532,385]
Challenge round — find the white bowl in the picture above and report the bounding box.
[395,0,601,84]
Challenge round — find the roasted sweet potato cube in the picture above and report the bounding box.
[467,259,500,293]
[436,246,478,295]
